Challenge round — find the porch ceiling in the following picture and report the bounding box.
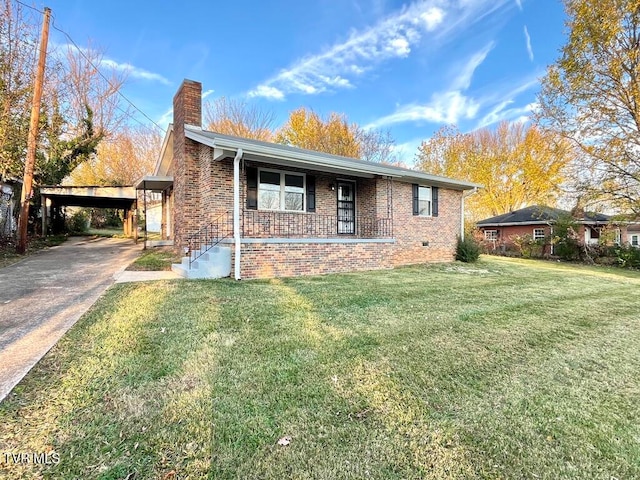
[135,175,174,191]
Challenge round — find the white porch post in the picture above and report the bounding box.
[233,148,244,280]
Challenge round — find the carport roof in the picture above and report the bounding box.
[40,186,137,209]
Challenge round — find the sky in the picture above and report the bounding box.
[38,0,568,164]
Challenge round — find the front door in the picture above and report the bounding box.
[337,181,355,234]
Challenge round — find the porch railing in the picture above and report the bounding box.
[187,211,233,267]
[242,210,393,239]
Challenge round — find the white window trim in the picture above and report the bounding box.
[631,234,639,247]
[257,167,306,212]
[533,228,546,241]
[418,185,432,217]
[484,230,498,241]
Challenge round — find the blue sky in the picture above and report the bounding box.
[41,0,567,163]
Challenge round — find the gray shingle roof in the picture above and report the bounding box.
[477,205,611,226]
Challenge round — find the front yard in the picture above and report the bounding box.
[1,257,639,479]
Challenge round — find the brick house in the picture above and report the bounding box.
[143,80,479,279]
[476,205,622,255]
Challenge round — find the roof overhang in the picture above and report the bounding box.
[135,175,174,191]
[185,125,481,191]
[40,186,136,209]
[478,220,612,227]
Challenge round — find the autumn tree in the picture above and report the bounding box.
[0,0,38,181]
[276,107,397,163]
[416,122,572,222]
[537,0,640,214]
[204,96,275,141]
[68,125,161,186]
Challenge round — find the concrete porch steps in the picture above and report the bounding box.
[171,245,232,279]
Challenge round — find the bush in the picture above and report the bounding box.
[615,245,640,268]
[66,210,89,234]
[456,235,480,263]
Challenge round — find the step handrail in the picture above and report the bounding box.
[186,212,232,267]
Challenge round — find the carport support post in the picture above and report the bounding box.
[41,194,47,236]
[143,182,147,250]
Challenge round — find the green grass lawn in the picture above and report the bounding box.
[126,248,182,271]
[1,257,639,479]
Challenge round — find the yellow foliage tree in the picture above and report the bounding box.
[276,107,397,163]
[204,97,275,141]
[68,126,161,186]
[416,121,573,222]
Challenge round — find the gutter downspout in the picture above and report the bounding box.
[233,148,244,280]
[461,187,478,241]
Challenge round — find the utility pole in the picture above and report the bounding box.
[16,7,51,254]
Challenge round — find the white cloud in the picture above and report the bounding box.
[475,78,539,128]
[523,25,534,61]
[157,107,173,129]
[453,42,495,90]
[99,58,171,85]
[202,89,215,100]
[249,0,511,100]
[515,0,523,10]
[365,44,494,129]
[367,91,480,128]
[419,7,445,30]
[248,85,285,100]
[56,42,170,85]
[389,37,411,56]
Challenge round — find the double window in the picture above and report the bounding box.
[484,230,498,241]
[533,228,546,241]
[258,170,305,211]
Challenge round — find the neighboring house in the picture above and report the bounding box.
[0,180,17,237]
[628,223,640,247]
[476,205,621,254]
[141,79,480,279]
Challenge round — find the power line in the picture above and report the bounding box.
[14,0,167,134]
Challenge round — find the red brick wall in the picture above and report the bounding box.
[236,241,394,279]
[391,182,462,265]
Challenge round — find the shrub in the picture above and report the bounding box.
[615,245,640,268]
[66,210,89,234]
[456,235,480,263]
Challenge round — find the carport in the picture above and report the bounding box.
[40,186,138,240]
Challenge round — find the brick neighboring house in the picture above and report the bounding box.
[628,223,640,247]
[476,205,622,254]
[143,79,479,279]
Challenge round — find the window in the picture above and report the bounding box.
[533,228,546,241]
[258,170,305,211]
[418,186,432,216]
[484,230,498,241]
[632,235,639,247]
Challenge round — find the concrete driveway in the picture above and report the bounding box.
[0,236,141,401]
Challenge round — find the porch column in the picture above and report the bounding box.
[41,194,47,236]
[161,190,167,240]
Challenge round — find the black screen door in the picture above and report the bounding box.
[337,181,355,234]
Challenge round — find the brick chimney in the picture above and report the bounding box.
[172,79,202,250]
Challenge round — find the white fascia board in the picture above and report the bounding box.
[185,126,480,190]
[478,221,552,227]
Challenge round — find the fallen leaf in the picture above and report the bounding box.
[277,436,291,446]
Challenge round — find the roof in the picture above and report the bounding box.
[477,205,611,227]
[40,186,136,209]
[156,125,481,191]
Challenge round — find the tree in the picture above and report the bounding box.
[0,0,38,181]
[38,104,102,185]
[276,107,398,163]
[416,121,572,222]
[204,96,275,141]
[68,125,161,186]
[537,0,640,214]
